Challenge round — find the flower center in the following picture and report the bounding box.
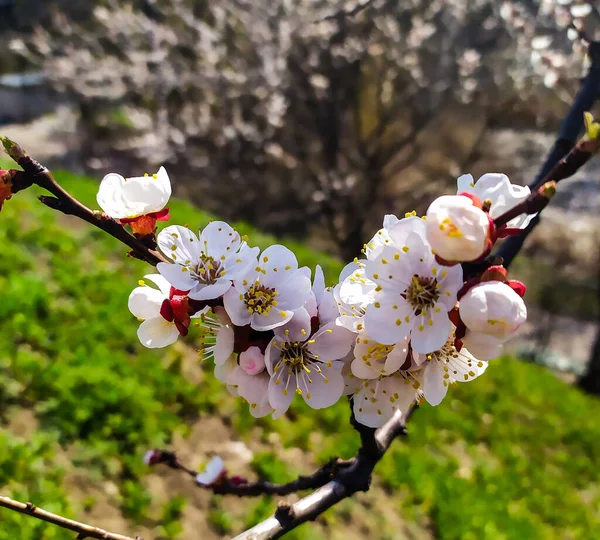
[362,343,394,366]
[439,218,463,238]
[190,254,224,285]
[244,283,279,315]
[404,275,440,314]
[280,342,309,372]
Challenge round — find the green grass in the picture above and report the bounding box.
[1,165,600,539]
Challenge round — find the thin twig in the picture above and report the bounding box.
[158,450,353,497]
[0,496,141,540]
[0,137,166,266]
[495,39,600,269]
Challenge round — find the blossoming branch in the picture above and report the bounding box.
[0,109,599,538]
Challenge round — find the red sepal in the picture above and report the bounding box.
[458,191,483,209]
[506,279,526,298]
[160,299,174,322]
[480,265,508,282]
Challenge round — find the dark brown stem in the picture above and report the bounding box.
[159,450,353,497]
[0,496,140,540]
[493,134,600,231]
[1,137,167,266]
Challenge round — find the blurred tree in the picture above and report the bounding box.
[9,0,599,259]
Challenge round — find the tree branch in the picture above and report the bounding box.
[0,496,140,540]
[232,404,417,540]
[157,450,353,497]
[0,137,166,266]
[495,40,600,269]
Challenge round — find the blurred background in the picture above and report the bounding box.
[2,1,600,538]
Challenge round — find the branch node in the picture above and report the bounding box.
[274,501,296,523]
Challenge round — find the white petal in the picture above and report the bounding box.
[423,360,449,406]
[143,273,172,297]
[301,362,344,409]
[188,280,232,301]
[156,262,196,292]
[121,172,171,216]
[214,325,235,366]
[97,173,137,219]
[273,273,312,311]
[223,287,252,327]
[128,286,164,319]
[196,456,224,486]
[268,366,295,414]
[250,307,293,331]
[259,245,298,286]
[275,308,311,342]
[312,265,326,305]
[410,312,451,354]
[456,173,475,194]
[364,301,412,345]
[137,318,179,348]
[200,221,241,258]
[157,225,201,264]
[351,357,381,379]
[462,332,504,361]
[309,323,354,360]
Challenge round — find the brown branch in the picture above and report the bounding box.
[232,405,417,540]
[0,137,167,266]
[493,135,600,229]
[155,450,353,497]
[0,496,140,540]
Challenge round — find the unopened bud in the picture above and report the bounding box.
[539,181,556,198]
[425,195,491,263]
[584,112,600,140]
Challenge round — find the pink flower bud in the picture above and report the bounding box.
[426,195,491,263]
[239,346,266,375]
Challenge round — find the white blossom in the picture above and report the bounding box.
[128,274,204,348]
[351,369,421,428]
[457,173,535,229]
[425,195,490,263]
[157,222,258,301]
[416,337,488,406]
[97,167,171,219]
[363,232,463,353]
[265,307,353,416]
[195,456,225,486]
[223,244,311,331]
[350,333,410,379]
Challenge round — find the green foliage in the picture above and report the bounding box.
[1,169,600,539]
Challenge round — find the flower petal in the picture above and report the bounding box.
[200,221,241,258]
[310,323,354,360]
[137,318,179,348]
[223,287,252,327]
[188,280,232,301]
[301,362,344,409]
[268,365,295,415]
[423,360,449,406]
[156,262,196,291]
[275,307,311,342]
[157,225,201,264]
[128,286,164,319]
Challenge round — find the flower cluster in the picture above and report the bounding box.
[113,168,530,426]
